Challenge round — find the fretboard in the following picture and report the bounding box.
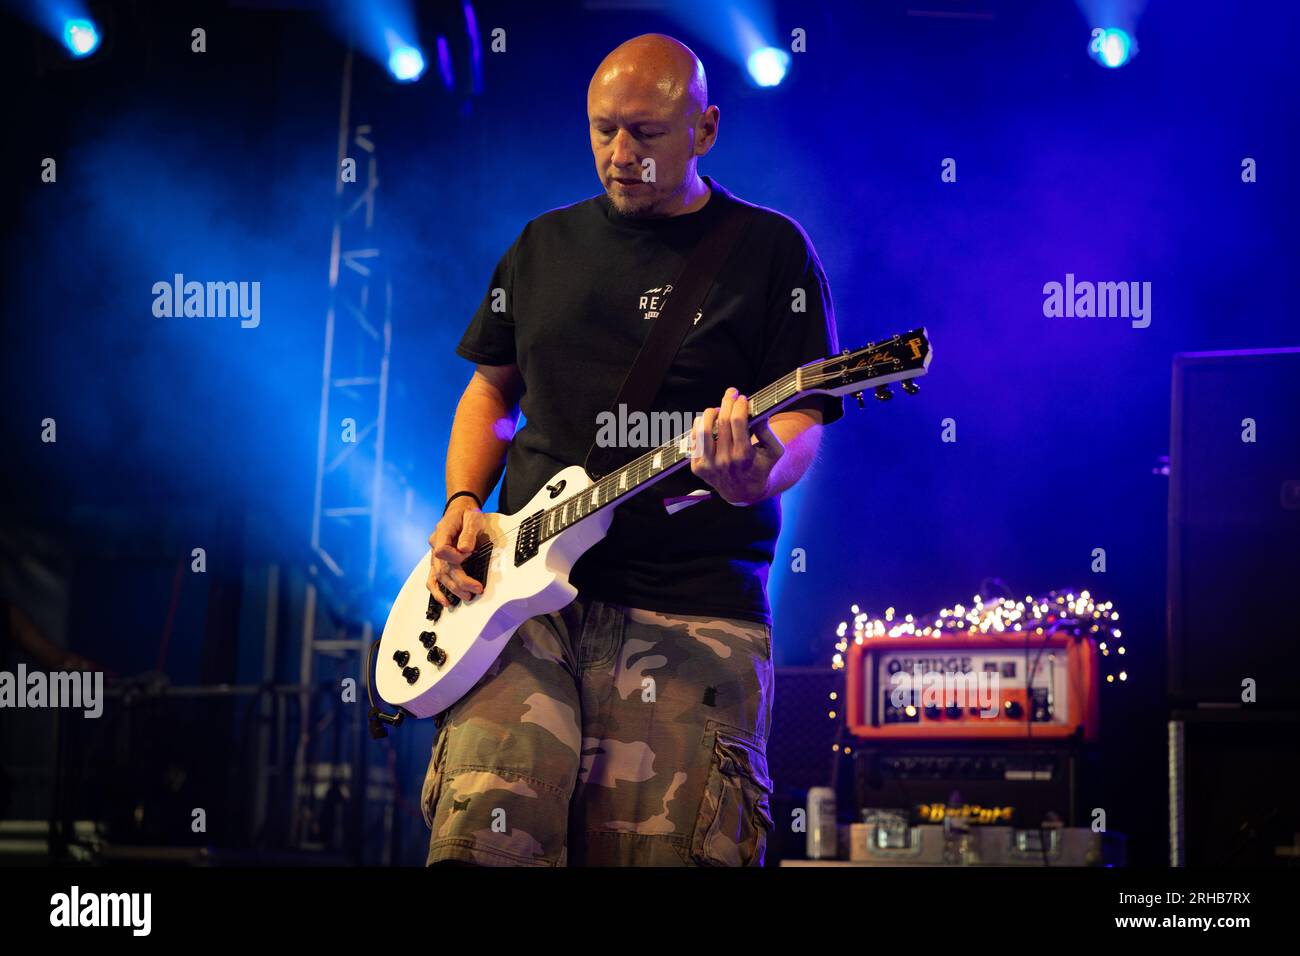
[533,368,802,542]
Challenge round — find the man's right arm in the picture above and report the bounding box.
[445,362,524,505]
[428,362,523,604]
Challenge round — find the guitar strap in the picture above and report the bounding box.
[583,197,756,481]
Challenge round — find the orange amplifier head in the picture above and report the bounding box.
[844,634,1099,741]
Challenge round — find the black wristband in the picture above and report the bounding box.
[442,490,483,515]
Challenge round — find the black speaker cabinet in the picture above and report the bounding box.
[850,741,1097,829]
[1168,348,1300,708]
[768,666,844,797]
[1170,711,1300,866]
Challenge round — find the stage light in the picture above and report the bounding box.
[1091,27,1134,69]
[746,46,789,87]
[387,44,426,82]
[436,35,454,89]
[62,18,100,58]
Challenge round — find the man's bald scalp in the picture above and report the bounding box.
[589,33,707,116]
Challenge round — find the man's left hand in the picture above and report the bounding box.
[690,387,785,506]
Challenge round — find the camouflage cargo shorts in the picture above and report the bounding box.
[420,593,775,866]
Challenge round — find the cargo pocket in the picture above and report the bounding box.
[420,725,451,830]
[689,723,774,867]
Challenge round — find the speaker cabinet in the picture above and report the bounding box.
[1168,348,1300,707]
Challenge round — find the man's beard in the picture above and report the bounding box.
[605,177,686,218]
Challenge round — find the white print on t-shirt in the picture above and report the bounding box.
[640,283,703,325]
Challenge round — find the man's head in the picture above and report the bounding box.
[587,34,719,217]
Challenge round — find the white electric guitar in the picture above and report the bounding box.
[376,329,933,718]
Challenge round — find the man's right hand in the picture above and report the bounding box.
[427,497,487,606]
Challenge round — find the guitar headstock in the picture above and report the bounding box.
[799,328,932,403]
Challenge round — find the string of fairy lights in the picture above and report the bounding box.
[823,589,1125,755]
[830,588,1127,680]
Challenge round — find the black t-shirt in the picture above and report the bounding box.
[455,176,842,626]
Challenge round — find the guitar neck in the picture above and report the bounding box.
[533,368,802,542]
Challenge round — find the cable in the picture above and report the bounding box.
[366,637,405,738]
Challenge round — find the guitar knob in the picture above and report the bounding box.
[402,666,420,685]
[427,647,448,667]
[426,594,439,621]
[874,385,893,401]
[902,380,919,395]
[853,391,865,409]
[392,650,410,667]
[420,631,437,648]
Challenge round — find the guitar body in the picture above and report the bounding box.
[376,465,612,718]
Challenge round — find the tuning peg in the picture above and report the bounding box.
[853,391,865,409]
[874,385,893,401]
[902,380,919,395]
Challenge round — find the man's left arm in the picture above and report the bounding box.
[755,400,823,500]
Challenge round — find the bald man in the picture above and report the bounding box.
[420,34,842,867]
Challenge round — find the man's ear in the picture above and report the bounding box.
[696,105,720,156]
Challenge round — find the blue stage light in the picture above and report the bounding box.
[388,44,426,82]
[746,47,790,88]
[63,18,100,58]
[1093,28,1133,69]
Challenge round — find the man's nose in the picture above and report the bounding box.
[610,129,638,167]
